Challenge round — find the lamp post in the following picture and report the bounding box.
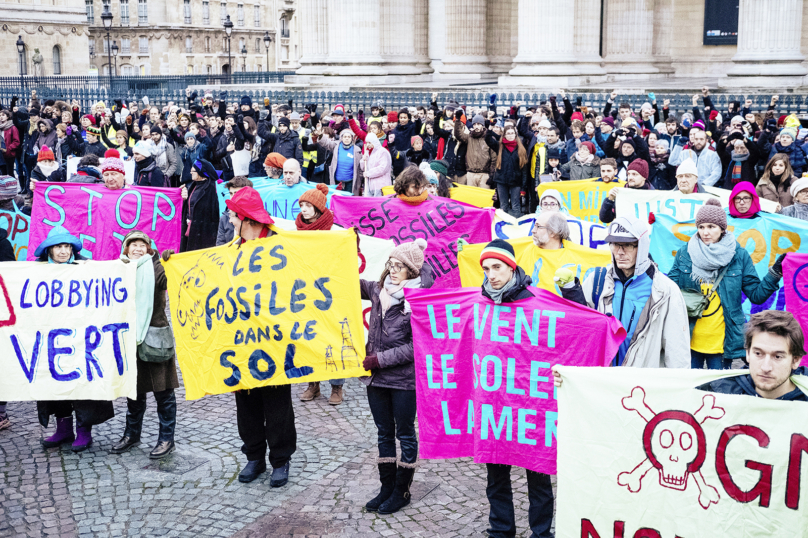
[263,31,271,73]
[101,5,113,85]
[241,45,247,73]
[223,15,233,83]
[16,35,25,93]
[112,40,119,78]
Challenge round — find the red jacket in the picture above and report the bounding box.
[1,125,20,161]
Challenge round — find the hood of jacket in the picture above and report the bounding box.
[37,118,53,133]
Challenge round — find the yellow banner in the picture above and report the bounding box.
[536,178,624,223]
[163,228,367,400]
[381,183,494,208]
[458,236,612,293]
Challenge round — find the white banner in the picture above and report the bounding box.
[616,188,779,224]
[492,209,609,250]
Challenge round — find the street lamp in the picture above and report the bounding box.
[241,45,247,72]
[112,40,119,77]
[16,35,25,92]
[223,15,233,82]
[101,5,113,83]
[263,31,271,73]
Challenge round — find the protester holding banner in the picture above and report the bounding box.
[361,239,433,515]
[557,216,689,368]
[475,239,555,538]
[110,231,179,459]
[132,145,168,188]
[34,227,115,451]
[780,176,808,221]
[667,199,784,370]
[216,176,253,246]
[181,159,219,252]
[263,152,286,179]
[66,154,102,184]
[0,175,24,212]
[728,181,761,219]
[600,160,654,224]
[756,153,796,208]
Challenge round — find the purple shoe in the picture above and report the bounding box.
[72,425,93,452]
[42,417,75,448]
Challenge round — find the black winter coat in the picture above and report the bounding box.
[135,157,168,188]
[360,264,435,391]
[84,140,107,158]
[181,178,219,252]
[261,126,304,169]
[491,144,528,189]
[649,159,677,191]
[599,182,655,223]
[481,266,534,303]
[698,367,807,401]
[31,165,66,183]
[0,228,15,261]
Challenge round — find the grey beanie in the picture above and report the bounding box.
[472,114,485,126]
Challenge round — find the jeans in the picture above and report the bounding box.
[235,384,296,467]
[691,350,725,370]
[496,183,522,218]
[486,464,554,538]
[366,386,417,464]
[338,180,353,194]
[124,389,177,442]
[329,379,345,386]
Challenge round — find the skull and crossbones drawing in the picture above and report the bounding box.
[617,386,724,510]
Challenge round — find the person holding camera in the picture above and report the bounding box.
[717,116,763,189]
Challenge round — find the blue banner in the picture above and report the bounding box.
[216,178,351,219]
[650,211,808,313]
[0,201,31,260]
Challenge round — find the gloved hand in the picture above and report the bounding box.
[648,92,656,102]
[772,253,787,276]
[263,97,270,107]
[489,94,497,106]
[456,238,469,252]
[454,109,463,121]
[363,353,379,371]
[553,267,575,288]
[66,125,72,136]
[161,249,175,263]
[288,99,294,108]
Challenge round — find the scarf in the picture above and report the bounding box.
[153,135,167,169]
[470,128,486,139]
[398,190,429,204]
[437,137,445,160]
[483,273,519,304]
[729,151,749,184]
[502,138,518,152]
[37,161,60,177]
[770,172,783,188]
[121,254,155,345]
[650,151,669,165]
[687,231,737,284]
[0,120,12,132]
[295,209,334,231]
[77,165,102,179]
[575,152,594,164]
[379,275,421,318]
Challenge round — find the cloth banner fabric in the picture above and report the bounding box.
[783,253,808,367]
[649,212,807,314]
[616,188,779,224]
[536,178,625,223]
[0,200,31,260]
[381,184,495,208]
[555,366,808,537]
[0,261,138,401]
[407,287,625,474]
[331,196,495,288]
[458,237,613,294]
[163,228,367,400]
[216,178,351,219]
[67,156,136,185]
[492,210,609,250]
[28,183,183,261]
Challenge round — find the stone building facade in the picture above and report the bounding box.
[0,0,90,77]
[290,0,808,89]
[84,0,299,76]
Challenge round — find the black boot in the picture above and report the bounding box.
[365,461,397,512]
[378,465,415,515]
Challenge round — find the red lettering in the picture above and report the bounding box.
[581,519,624,538]
[716,425,772,507]
[12,214,28,240]
[633,530,661,538]
[786,433,808,510]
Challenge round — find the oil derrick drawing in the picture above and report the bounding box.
[340,318,359,368]
[324,345,337,373]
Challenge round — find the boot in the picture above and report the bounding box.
[299,382,320,401]
[328,385,344,405]
[365,461,397,512]
[378,465,415,515]
[72,425,93,452]
[41,416,75,448]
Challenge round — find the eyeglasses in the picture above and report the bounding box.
[541,202,559,208]
[735,196,753,203]
[385,261,406,273]
[610,243,638,252]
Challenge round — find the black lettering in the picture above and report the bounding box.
[380,198,399,224]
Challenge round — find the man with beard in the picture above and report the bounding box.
[453,110,496,188]
[668,123,721,189]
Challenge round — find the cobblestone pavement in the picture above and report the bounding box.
[0,371,556,538]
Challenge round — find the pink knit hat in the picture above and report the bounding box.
[389,238,428,274]
[100,148,126,175]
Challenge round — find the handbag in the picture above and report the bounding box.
[137,326,175,363]
[682,265,730,319]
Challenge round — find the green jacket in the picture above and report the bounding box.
[667,242,781,360]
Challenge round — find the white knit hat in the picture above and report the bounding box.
[790,176,808,198]
[676,159,698,177]
[538,119,551,129]
[133,140,152,158]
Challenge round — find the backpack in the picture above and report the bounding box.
[590,267,608,309]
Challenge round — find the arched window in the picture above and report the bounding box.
[52,46,62,75]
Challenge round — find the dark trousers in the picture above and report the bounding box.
[235,384,296,467]
[366,386,417,464]
[339,180,353,194]
[486,464,554,538]
[124,389,177,442]
[691,350,725,370]
[496,184,522,218]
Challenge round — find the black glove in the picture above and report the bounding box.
[772,253,786,276]
[161,249,175,263]
[576,96,583,107]
[454,109,463,120]
[237,114,244,124]
[288,99,293,109]
[190,91,198,101]
[220,90,228,100]
[489,94,497,106]
[10,96,18,107]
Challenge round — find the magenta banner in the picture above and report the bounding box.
[331,196,494,288]
[29,183,183,261]
[406,286,625,474]
[783,253,808,367]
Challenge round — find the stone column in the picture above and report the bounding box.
[487,0,517,75]
[428,0,446,73]
[379,0,422,75]
[574,0,606,75]
[296,0,328,75]
[720,0,806,87]
[602,0,658,76]
[323,0,386,75]
[414,0,432,73]
[652,0,674,73]
[439,0,492,75]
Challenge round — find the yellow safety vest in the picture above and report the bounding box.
[300,129,316,167]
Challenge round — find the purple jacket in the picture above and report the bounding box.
[360,264,435,391]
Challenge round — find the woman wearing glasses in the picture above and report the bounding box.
[537,189,569,213]
[728,182,761,220]
[360,238,433,515]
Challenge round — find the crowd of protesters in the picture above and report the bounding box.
[0,85,807,538]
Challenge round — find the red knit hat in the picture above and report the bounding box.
[100,148,126,175]
[226,187,274,225]
[571,111,584,122]
[37,145,55,162]
[298,183,329,214]
[580,141,596,155]
[82,114,96,126]
[627,158,649,180]
[387,111,399,123]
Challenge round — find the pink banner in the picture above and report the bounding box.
[406,287,625,474]
[29,183,182,261]
[783,253,808,367]
[331,196,494,288]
